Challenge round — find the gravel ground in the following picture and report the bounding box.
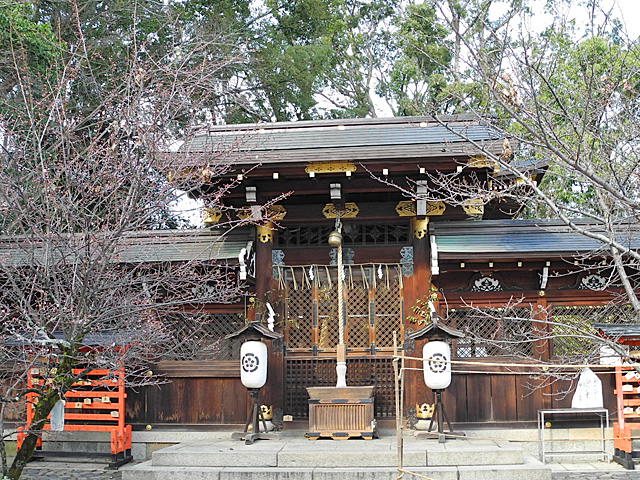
[19,462,122,480]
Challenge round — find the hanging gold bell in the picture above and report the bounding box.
[327,229,342,247]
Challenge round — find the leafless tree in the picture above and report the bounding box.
[0,4,253,478]
[388,1,640,388]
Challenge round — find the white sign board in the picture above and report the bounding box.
[50,399,65,432]
[571,368,603,409]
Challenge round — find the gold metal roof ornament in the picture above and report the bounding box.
[305,161,357,175]
[462,198,484,216]
[396,201,416,217]
[237,205,287,222]
[203,207,222,225]
[322,203,359,219]
[267,205,287,221]
[412,218,429,239]
[396,200,446,217]
[466,155,497,170]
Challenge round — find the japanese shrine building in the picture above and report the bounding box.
[128,115,640,428]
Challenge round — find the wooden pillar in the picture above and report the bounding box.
[409,217,430,310]
[404,217,432,416]
[312,285,319,353]
[255,221,274,302]
[532,295,550,362]
[369,284,376,353]
[254,221,284,412]
[532,294,552,410]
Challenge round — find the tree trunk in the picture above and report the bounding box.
[7,388,63,480]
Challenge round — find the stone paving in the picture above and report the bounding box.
[549,462,640,480]
[552,473,640,479]
[13,462,640,480]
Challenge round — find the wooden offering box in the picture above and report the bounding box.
[306,386,376,440]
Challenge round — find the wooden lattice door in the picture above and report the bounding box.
[282,267,403,353]
[282,266,403,418]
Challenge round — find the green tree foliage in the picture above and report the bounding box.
[0,3,61,101]
[379,2,453,115]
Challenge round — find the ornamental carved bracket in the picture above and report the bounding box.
[330,247,354,265]
[579,274,607,291]
[462,199,484,216]
[305,161,357,175]
[471,275,502,292]
[562,271,614,291]
[400,246,414,277]
[454,272,523,292]
[238,205,287,222]
[322,203,359,219]
[203,207,222,225]
[396,200,446,217]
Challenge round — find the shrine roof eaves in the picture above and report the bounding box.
[431,219,640,259]
[176,115,504,165]
[0,228,251,266]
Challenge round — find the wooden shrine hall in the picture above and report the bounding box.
[126,115,640,429]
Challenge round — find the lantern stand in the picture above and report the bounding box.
[226,321,283,445]
[404,312,465,443]
[239,388,274,445]
[428,389,453,440]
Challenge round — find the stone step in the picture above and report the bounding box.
[121,434,552,480]
[421,440,524,467]
[150,437,525,468]
[122,456,550,480]
[457,456,551,480]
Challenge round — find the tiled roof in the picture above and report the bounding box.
[431,219,640,259]
[0,228,251,267]
[178,115,504,165]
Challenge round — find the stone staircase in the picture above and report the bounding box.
[121,432,552,480]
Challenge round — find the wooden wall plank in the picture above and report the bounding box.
[444,373,466,423]
[149,378,185,423]
[466,374,492,422]
[516,377,544,422]
[550,379,573,410]
[491,375,517,421]
[196,381,223,423]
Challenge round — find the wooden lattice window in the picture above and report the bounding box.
[285,356,395,419]
[286,287,313,349]
[277,223,409,247]
[550,304,635,358]
[375,284,401,348]
[444,307,534,358]
[162,312,244,360]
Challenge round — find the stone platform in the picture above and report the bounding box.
[122,431,552,480]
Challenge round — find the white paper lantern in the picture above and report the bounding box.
[423,341,451,390]
[241,341,268,389]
